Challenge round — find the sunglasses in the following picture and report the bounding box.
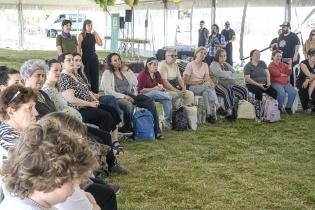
[168,54,177,58]
[8,90,21,104]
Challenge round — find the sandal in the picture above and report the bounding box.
[112,141,124,151]
[156,133,165,140]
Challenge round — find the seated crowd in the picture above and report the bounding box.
[0,44,315,209]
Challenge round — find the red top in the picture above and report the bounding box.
[268,62,292,84]
[137,70,164,93]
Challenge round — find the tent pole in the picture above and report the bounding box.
[285,0,292,22]
[239,0,248,65]
[18,0,24,49]
[164,8,167,46]
[190,0,195,46]
[145,8,149,55]
[211,0,216,25]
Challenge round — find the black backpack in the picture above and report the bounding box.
[172,107,189,131]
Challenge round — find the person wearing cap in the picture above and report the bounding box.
[205,24,226,66]
[221,21,235,66]
[296,48,315,112]
[158,48,195,109]
[137,57,172,129]
[198,20,209,47]
[277,21,301,86]
[303,30,315,59]
[183,47,228,123]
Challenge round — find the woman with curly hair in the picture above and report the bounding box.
[0,117,98,209]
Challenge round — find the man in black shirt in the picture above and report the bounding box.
[269,29,282,51]
[221,21,236,66]
[277,22,301,86]
[198,20,209,47]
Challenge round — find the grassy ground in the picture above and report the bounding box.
[2,49,315,209]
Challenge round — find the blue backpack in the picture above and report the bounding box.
[132,108,155,141]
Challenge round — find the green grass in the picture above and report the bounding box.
[2,48,315,209]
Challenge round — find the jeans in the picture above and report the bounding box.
[99,95,122,114]
[189,83,218,115]
[271,83,297,109]
[143,90,172,124]
[117,97,161,135]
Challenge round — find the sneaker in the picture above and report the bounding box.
[206,115,216,124]
[118,127,133,136]
[285,108,293,115]
[307,100,314,109]
[109,165,128,175]
[108,183,121,194]
[216,106,227,116]
[304,108,312,113]
[112,141,124,151]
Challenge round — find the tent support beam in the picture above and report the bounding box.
[17,0,24,49]
[285,0,292,22]
[239,0,248,63]
[211,0,216,25]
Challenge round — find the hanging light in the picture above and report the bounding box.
[172,0,182,3]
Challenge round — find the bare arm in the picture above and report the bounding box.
[77,34,83,54]
[293,45,300,62]
[56,46,63,56]
[93,31,103,46]
[62,89,97,107]
[244,75,265,89]
[266,70,271,86]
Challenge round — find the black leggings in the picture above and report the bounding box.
[85,177,117,210]
[87,126,116,169]
[83,53,99,94]
[79,105,121,133]
[246,84,277,101]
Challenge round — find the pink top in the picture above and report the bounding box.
[183,61,209,83]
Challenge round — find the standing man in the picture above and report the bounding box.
[198,20,209,47]
[269,28,282,51]
[277,22,301,86]
[205,24,226,66]
[221,21,236,66]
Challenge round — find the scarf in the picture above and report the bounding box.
[61,31,72,40]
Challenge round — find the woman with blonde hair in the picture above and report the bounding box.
[303,29,315,59]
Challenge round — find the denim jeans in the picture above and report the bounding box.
[144,90,172,124]
[271,83,297,109]
[99,95,122,114]
[117,97,161,135]
[189,83,218,115]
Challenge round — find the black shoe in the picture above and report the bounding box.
[118,127,133,136]
[285,108,293,115]
[216,106,227,116]
[307,100,314,109]
[206,115,216,124]
[109,165,128,175]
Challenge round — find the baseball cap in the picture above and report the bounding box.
[280,22,290,27]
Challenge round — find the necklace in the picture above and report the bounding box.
[28,197,50,210]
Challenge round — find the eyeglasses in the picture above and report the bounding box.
[8,90,21,104]
[167,54,177,58]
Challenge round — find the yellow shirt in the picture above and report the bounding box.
[158,60,182,81]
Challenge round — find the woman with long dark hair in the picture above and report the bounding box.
[78,19,103,93]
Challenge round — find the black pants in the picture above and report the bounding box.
[83,53,99,94]
[79,106,117,133]
[85,177,117,210]
[87,126,116,169]
[296,80,315,110]
[225,43,233,66]
[246,84,277,101]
